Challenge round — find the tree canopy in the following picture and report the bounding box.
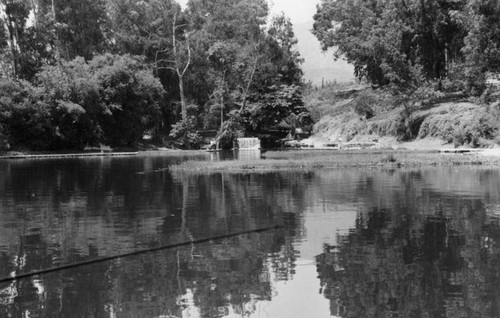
[0,0,308,150]
[313,0,500,92]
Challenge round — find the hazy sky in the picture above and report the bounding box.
[268,0,319,24]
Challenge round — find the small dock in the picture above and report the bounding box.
[0,152,139,160]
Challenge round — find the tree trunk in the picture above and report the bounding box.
[220,71,225,128]
[239,57,258,112]
[3,4,19,77]
[51,0,56,18]
[179,74,187,119]
[220,91,224,129]
[171,12,190,121]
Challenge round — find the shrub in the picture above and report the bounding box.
[89,54,164,147]
[448,111,497,147]
[247,84,308,132]
[418,104,498,147]
[394,103,426,142]
[36,54,165,149]
[353,91,376,119]
[0,123,9,151]
[380,153,397,163]
[442,62,486,96]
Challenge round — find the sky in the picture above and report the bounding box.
[267,0,355,84]
[268,0,319,24]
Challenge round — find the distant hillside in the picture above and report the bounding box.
[294,21,355,85]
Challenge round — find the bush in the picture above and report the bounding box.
[449,111,497,147]
[442,62,487,96]
[36,58,102,149]
[0,123,9,151]
[353,91,376,119]
[247,85,310,131]
[0,55,165,151]
[87,54,164,147]
[395,106,426,142]
[418,104,498,147]
[380,153,397,163]
[36,54,165,149]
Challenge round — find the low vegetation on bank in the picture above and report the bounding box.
[171,149,500,174]
[305,83,500,148]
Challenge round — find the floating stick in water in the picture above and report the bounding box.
[0,225,282,284]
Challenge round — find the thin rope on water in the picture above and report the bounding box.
[0,225,282,284]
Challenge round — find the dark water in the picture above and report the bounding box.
[1,154,500,318]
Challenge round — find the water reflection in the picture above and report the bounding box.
[0,157,500,317]
[208,149,262,161]
[317,205,500,318]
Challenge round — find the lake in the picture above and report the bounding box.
[1,153,500,317]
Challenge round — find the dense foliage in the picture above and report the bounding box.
[0,54,164,150]
[308,0,500,147]
[313,0,500,93]
[0,0,307,150]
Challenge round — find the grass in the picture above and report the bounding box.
[170,149,500,174]
[307,84,500,147]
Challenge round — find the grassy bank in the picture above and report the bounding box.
[305,84,500,148]
[170,149,500,174]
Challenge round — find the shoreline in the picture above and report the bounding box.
[2,147,500,172]
[0,148,205,160]
[171,149,500,173]
[0,151,140,160]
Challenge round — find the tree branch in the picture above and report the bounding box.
[155,66,176,71]
[181,43,191,76]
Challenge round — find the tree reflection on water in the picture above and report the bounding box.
[0,158,307,317]
[1,158,500,317]
[317,199,500,318]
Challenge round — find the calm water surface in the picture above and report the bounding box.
[1,154,500,317]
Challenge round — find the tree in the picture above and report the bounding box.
[0,0,58,80]
[207,40,239,127]
[186,0,268,43]
[183,0,308,148]
[46,0,109,60]
[1,0,309,150]
[144,8,192,121]
[29,54,165,149]
[453,0,500,93]
[246,84,310,133]
[185,0,269,128]
[89,54,165,147]
[266,13,303,85]
[107,0,187,132]
[35,57,103,149]
[0,0,30,78]
[312,0,467,88]
[0,78,55,150]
